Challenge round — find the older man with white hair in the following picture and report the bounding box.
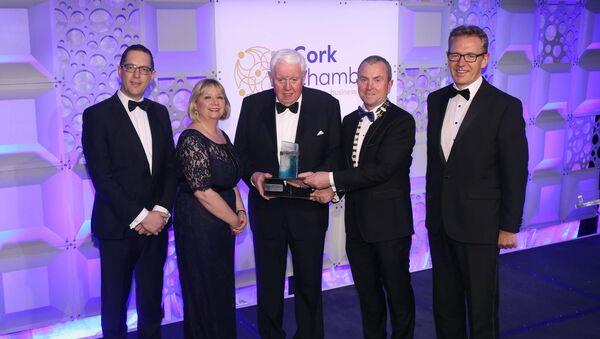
[235,48,342,339]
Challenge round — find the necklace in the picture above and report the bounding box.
[191,121,225,143]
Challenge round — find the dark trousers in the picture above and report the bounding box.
[346,235,415,339]
[253,223,326,339]
[428,230,500,339]
[99,231,168,339]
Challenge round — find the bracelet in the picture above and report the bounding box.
[236,210,246,214]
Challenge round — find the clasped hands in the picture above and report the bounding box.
[135,210,169,236]
[229,210,247,236]
[251,171,333,204]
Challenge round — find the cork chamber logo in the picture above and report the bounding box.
[234,46,272,97]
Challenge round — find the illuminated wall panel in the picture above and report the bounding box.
[0,0,598,336]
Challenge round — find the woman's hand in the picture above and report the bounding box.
[231,210,247,235]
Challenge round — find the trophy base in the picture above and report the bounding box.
[265,178,313,199]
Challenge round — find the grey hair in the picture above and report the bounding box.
[448,25,489,53]
[269,48,307,74]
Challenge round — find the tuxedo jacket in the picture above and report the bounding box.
[234,87,342,239]
[425,79,528,244]
[82,92,177,239]
[333,102,415,243]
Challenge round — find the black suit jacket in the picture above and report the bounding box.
[425,79,528,244]
[82,92,177,239]
[333,102,415,243]
[234,87,342,239]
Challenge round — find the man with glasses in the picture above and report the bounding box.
[426,25,528,338]
[82,44,177,338]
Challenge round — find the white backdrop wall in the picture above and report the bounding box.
[0,0,598,334]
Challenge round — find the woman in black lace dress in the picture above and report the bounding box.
[174,79,246,339]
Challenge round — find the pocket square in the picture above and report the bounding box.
[317,130,324,136]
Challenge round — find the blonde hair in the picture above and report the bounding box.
[187,78,231,121]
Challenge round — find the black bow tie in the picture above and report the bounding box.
[276,101,299,114]
[357,107,375,122]
[128,99,149,112]
[449,87,470,101]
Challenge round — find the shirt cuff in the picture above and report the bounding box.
[328,172,336,192]
[250,172,257,188]
[153,205,171,223]
[130,208,149,229]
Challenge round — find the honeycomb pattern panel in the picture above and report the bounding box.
[151,74,210,142]
[565,115,597,171]
[451,0,498,79]
[536,1,582,70]
[591,115,600,168]
[397,66,449,133]
[55,0,143,166]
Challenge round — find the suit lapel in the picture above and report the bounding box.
[361,100,391,150]
[147,104,161,177]
[295,89,311,145]
[261,90,279,164]
[436,87,452,166]
[454,79,490,143]
[358,102,392,163]
[344,111,360,167]
[445,79,491,165]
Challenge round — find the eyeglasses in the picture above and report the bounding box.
[446,52,486,63]
[120,64,153,75]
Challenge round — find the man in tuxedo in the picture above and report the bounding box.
[234,48,342,339]
[425,25,528,338]
[82,44,176,338]
[302,55,416,339]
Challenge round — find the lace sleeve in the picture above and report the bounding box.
[177,132,211,191]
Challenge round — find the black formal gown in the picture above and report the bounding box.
[174,129,242,339]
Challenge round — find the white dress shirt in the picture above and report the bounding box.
[275,95,302,164]
[117,90,169,228]
[441,76,483,160]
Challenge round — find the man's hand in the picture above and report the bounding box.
[310,187,335,204]
[141,211,167,235]
[498,230,518,249]
[251,172,273,200]
[300,171,331,189]
[135,223,152,236]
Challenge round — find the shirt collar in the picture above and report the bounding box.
[117,90,146,112]
[275,94,303,113]
[453,75,483,101]
[360,100,386,121]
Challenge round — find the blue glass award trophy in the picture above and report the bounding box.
[264,141,313,198]
[279,141,299,179]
